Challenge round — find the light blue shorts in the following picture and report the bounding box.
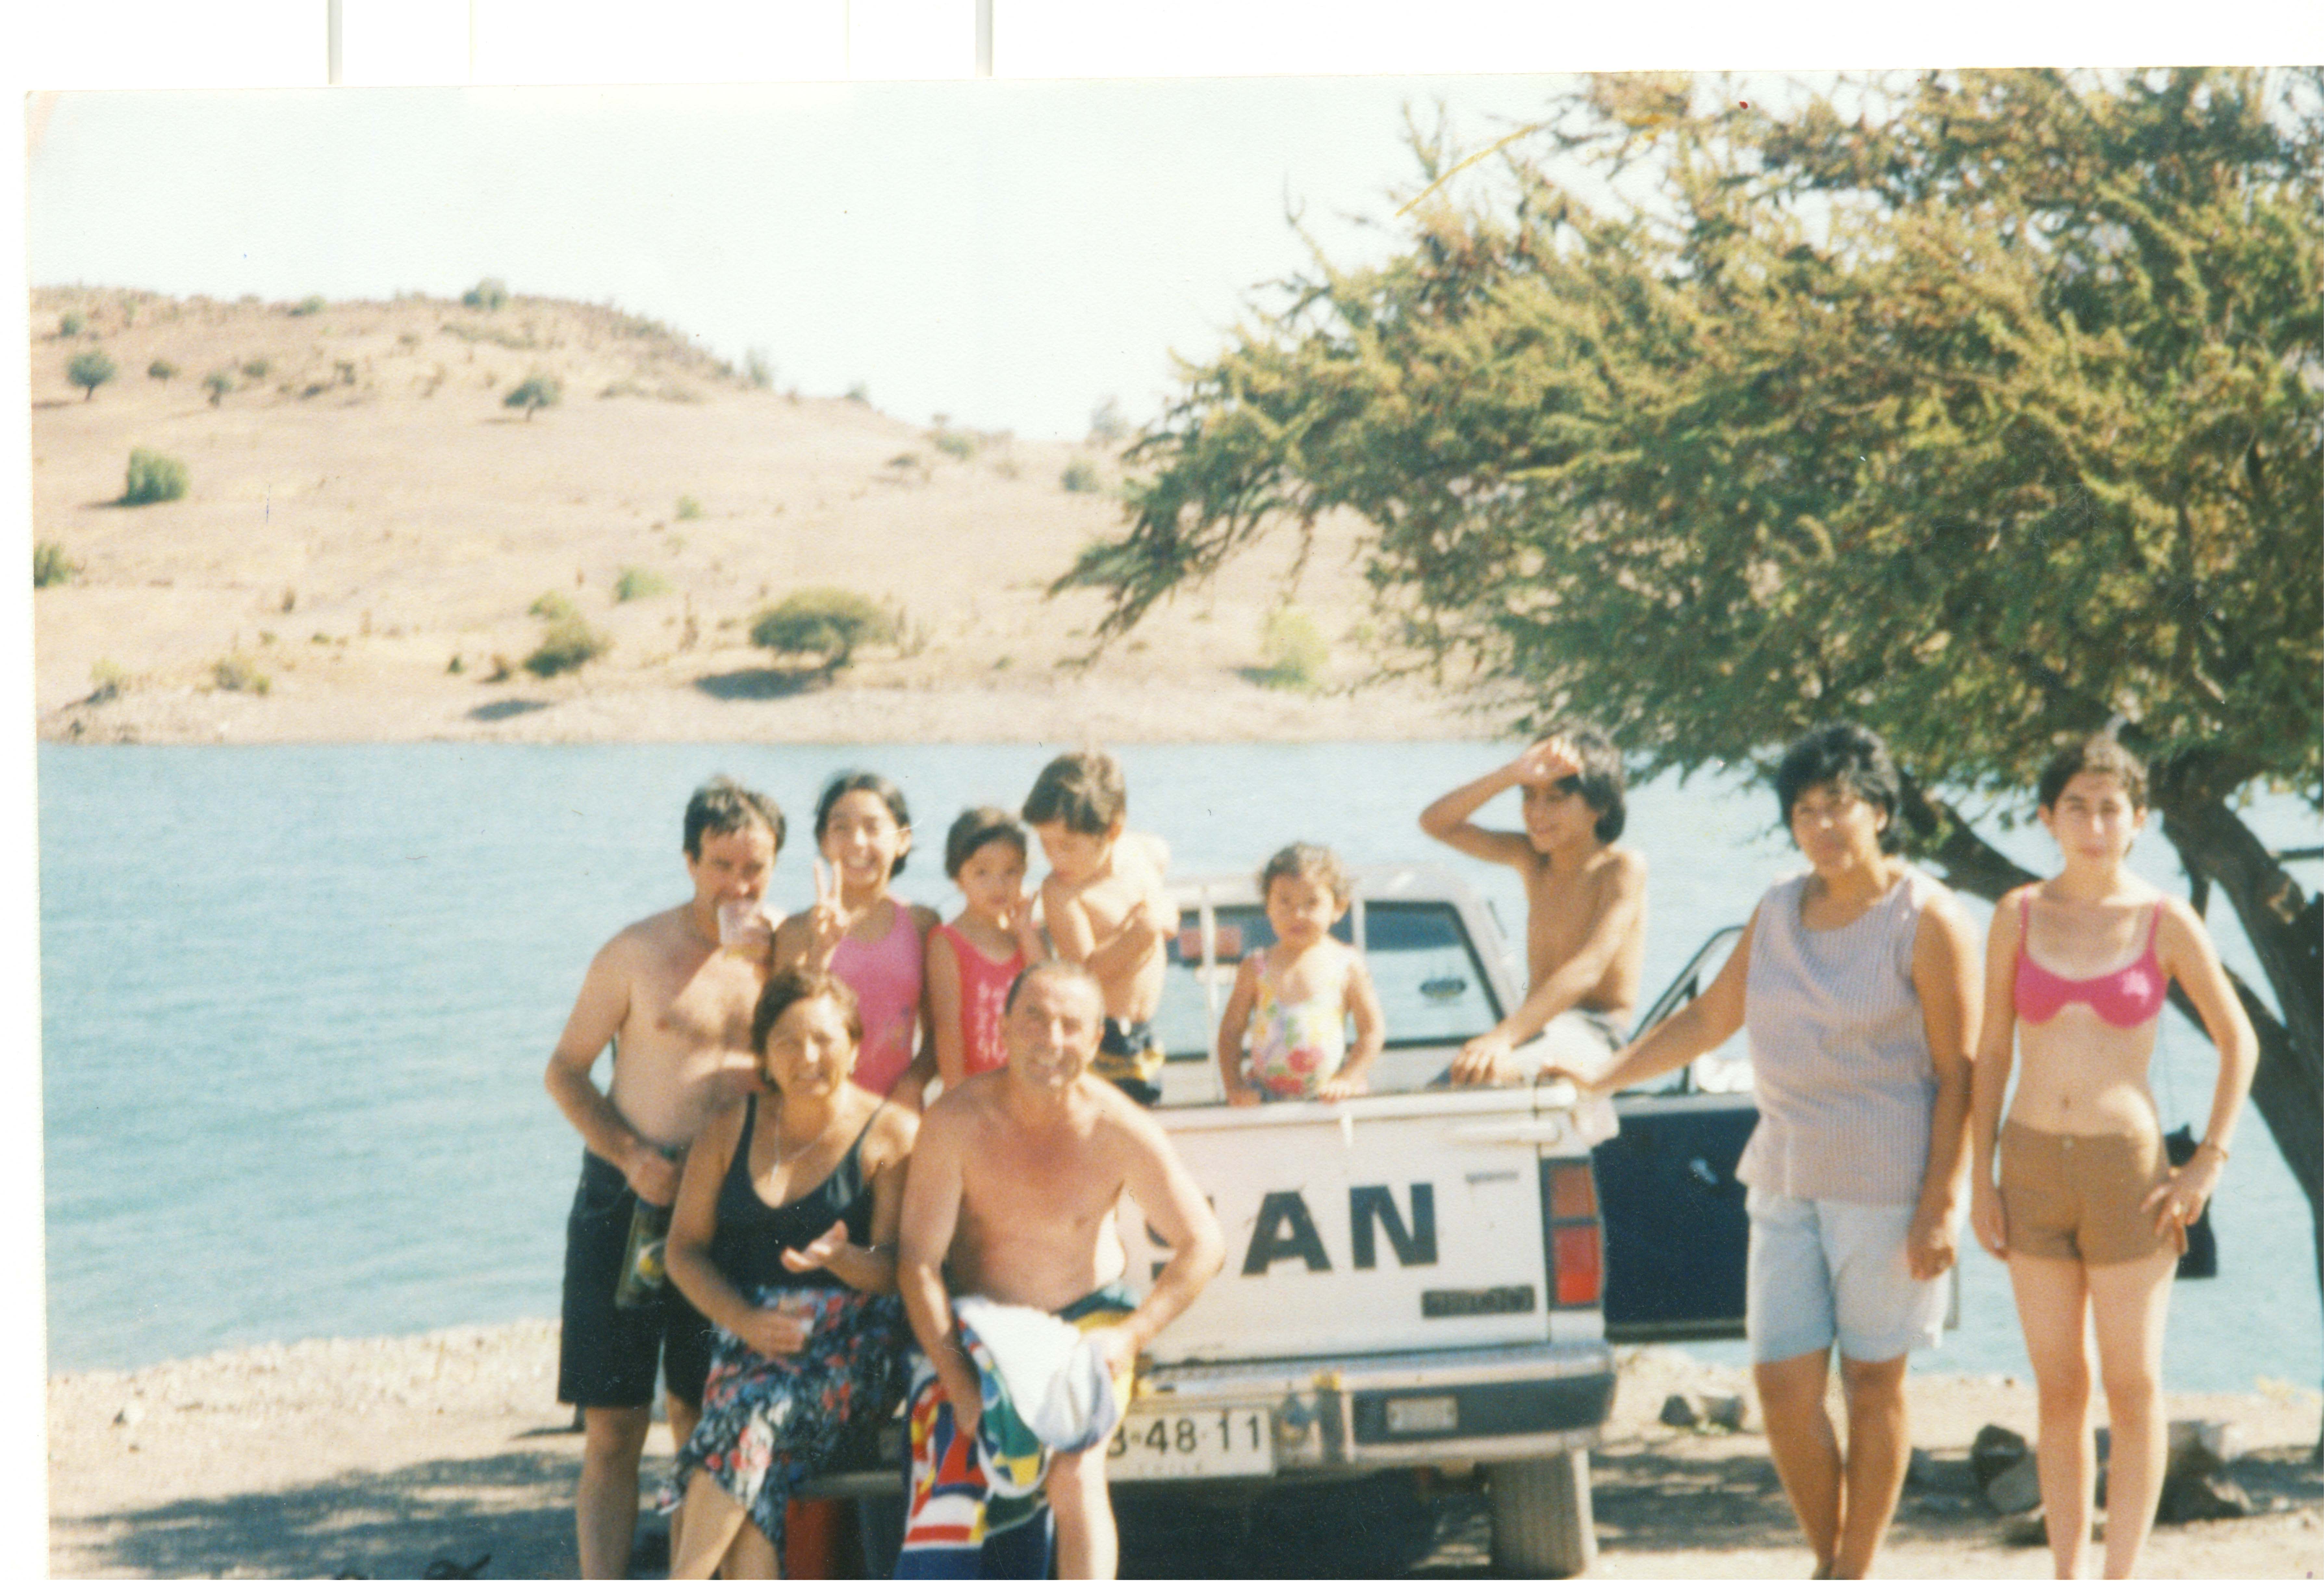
[1745,1187,1947,1365]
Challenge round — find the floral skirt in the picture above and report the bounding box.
[664,1285,909,1549]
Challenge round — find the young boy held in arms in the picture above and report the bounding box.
[1021,750,1178,1107]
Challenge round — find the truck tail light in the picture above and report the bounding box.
[1541,1159,1604,1308]
[1552,1224,1603,1307]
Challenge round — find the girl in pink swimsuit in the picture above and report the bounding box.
[773,773,939,1106]
[1968,734,2255,1580]
[927,808,1050,1087]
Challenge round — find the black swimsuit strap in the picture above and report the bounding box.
[730,1090,884,1212]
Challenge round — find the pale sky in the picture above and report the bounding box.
[21,8,2321,440]
[25,76,1579,439]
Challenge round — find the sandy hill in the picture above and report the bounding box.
[28,286,1476,744]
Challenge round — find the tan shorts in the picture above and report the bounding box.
[1998,1122,2182,1266]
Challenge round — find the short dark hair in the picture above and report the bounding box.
[1021,750,1127,836]
[945,806,1029,879]
[1538,722,1627,843]
[683,776,785,860]
[1774,722,1905,854]
[752,966,863,1064]
[1258,842,1352,906]
[1002,957,1104,1015]
[2037,734,2149,811]
[814,771,913,876]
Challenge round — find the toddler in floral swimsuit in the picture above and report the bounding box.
[1215,843,1385,1103]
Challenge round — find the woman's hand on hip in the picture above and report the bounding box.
[2143,1151,2223,1243]
[1968,1178,2007,1260]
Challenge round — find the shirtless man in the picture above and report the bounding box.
[1419,726,1648,1085]
[898,961,1224,1580]
[543,777,784,1578]
[1022,750,1178,1106]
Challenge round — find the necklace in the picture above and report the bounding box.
[763,1092,836,1187]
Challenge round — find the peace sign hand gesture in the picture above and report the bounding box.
[806,857,851,970]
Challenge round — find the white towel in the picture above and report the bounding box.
[953,1295,1123,1454]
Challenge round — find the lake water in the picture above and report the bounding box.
[37,742,2323,1394]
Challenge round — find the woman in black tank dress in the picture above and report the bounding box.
[664,966,918,1579]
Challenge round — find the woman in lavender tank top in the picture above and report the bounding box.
[1548,724,1980,1579]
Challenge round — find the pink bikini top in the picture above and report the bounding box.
[2012,896,2166,1027]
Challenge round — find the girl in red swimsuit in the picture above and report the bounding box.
[1968,735,2256,1579]
[927,807,1050,1088]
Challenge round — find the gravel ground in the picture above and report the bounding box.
[47,1324,2324,1578]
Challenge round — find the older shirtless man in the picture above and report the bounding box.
[1420,726,1648,1086]
[898,960,1224,1580]
[544,777,783,1578]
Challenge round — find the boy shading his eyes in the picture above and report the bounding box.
[1418,726,1648,1086]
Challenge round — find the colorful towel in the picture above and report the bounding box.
[894,1285,1137,1579]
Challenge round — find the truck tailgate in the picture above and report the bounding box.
[1114,1087,1610,1364]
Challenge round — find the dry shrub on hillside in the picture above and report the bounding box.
[614,567,672,603]
[34,542,78,589]
[212,654,270,695]
[525,616,612,678]
[749,588,896,672]
[122,450,189,506]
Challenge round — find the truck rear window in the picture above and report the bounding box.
[1154,900,1505,1086]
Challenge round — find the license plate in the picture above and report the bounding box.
[1106,1406,1274,1481]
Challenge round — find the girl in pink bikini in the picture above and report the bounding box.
[1969,734,2255,1579]
[927,807,1049,1088]
[774,772,940,1107]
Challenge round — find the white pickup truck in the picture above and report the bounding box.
[1101,864,1757,1577]
[822,863,1764,1578]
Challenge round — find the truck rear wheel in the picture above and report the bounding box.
[1487,1449,1596,1577]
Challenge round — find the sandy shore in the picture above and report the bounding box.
[46,1323,2324,1578]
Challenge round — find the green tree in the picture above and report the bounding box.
[750,587,897,673]
[203,370,235,407]
[462,277,509,310]
[505,374,561,419]
[147,358,178,383]
[68,351,116,401]
[1063,68,2324,1433]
